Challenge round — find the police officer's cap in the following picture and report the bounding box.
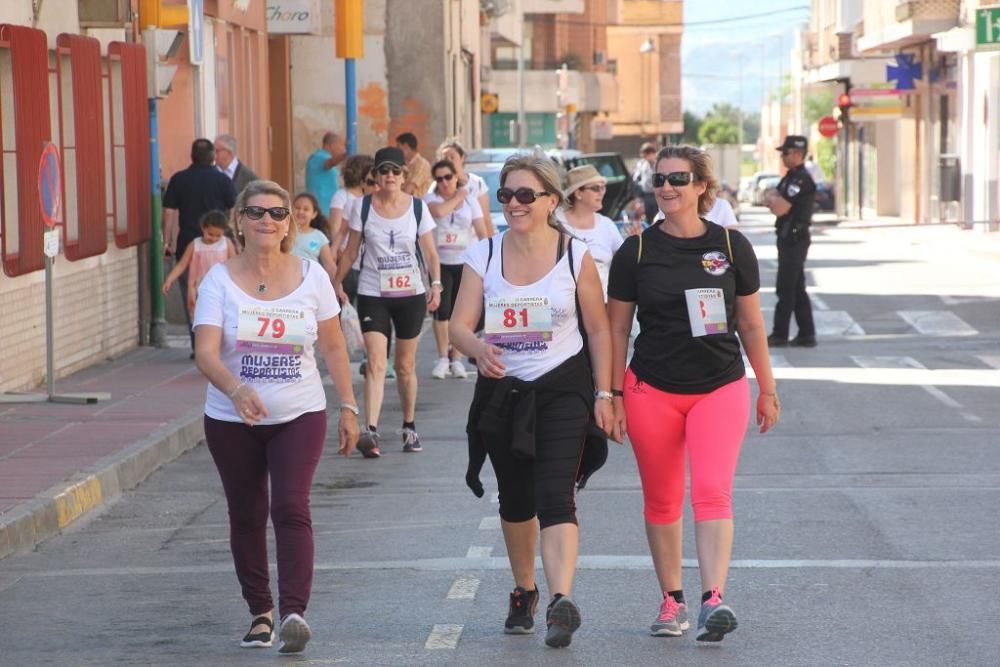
[777,135,808,152]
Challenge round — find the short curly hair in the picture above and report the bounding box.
[655,145,719,216]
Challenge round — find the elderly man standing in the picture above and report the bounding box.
[306,131,347,212]
[396,132,432,196]
[214,134,258,195]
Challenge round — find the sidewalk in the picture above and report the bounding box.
[0,345,207,560]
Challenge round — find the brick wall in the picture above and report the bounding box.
[0,246,139,393]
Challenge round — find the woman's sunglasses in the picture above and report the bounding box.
[241,206,290,221]
[365,178,377,186]
[434,173,455,183]
[497,187,551,205]
[377,165,403,176]
[653,171,697,188]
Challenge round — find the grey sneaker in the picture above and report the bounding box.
[650,594,689,636]
[401,427,422,453]
[544,595,581,648]
[357,429,381,458]
[695,588,737,642]
[277,613,311,654]
[504,586,539,634]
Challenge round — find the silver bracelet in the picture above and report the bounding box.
[340,403,360,416]
[228,382,245,399]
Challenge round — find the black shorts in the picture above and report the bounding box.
[433,264,464,322]
[357,294,426,339]
[343,268,360,306]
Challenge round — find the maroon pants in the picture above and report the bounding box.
[204,410,326,618]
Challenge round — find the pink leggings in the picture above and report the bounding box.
[624,369,749,524]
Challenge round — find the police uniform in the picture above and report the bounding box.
[771,135,816,346]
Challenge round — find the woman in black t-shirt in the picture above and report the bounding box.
[607,145,780,643]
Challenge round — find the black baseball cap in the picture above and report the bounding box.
[374,146,405,170]
[777,135,808,152]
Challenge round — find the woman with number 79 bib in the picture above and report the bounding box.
[607,146,779,643]
[450,155,616,649]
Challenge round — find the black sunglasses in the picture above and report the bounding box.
[497,187,551,205]
[653,171,696,188]
[365,178,377,186]
[434,173,455,183]
[241,206,290,221]
[377,165,403,176]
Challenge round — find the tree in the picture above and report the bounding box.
[805,91,834,126]
[742,112,760,144]
[697,115,739,144]
[681,110,702,144]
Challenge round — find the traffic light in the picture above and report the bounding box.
[139,0,189,31]
[837,92,852,122]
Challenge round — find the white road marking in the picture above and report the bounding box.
[898,310,978,336]
[810,294,829,311]
[466,546,493,558]
[815,310,865,336]
[425,624,463,649]
[851,356,982,422]
[446,575,480,600]
[478,516,501,530]
[978,355,1000,370]
[16,556,1000,579]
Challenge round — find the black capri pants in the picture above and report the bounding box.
[433,263,464,322]
[357,294,426,339]
[485,392,589,529]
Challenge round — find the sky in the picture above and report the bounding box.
[681,0,812,115]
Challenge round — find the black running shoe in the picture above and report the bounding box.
[790,335,818,348]
[767,334,789,347]
[545,594,581,648]
[504,586,539,634]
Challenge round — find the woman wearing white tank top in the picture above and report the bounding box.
[450,155,617,648]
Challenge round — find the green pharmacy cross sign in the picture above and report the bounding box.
[978,6,1000,49]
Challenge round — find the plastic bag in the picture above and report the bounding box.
[340,303,365,358]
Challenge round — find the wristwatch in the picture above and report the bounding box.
[594,390,614,402]
[340,403,360,416]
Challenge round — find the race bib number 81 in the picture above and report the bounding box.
[484,296,553,344]
[237,305,307,354]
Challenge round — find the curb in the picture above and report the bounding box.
[0,411,205,561]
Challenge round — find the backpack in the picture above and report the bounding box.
[358,194,425,274]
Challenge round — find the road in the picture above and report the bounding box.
[2,209,999,666]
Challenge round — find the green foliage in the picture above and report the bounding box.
[805,91,834,126]
[816,137,835,181]
[682,110,702,144]
[698,115,739,145]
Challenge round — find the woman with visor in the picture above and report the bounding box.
[334,147,442,458]
[607,146,779,642]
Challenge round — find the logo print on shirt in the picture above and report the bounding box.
[701,251,730,276]
[787,183,801,197]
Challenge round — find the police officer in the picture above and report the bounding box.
[766,135,816,348]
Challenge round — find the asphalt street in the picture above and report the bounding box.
[1,209,998,666]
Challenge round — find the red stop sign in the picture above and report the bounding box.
[818,116,839,138]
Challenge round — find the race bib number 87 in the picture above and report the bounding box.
[484,296,553,344]
[237,305,307,354]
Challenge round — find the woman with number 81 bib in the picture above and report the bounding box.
[450,155,616,649]
[607,146,779,643]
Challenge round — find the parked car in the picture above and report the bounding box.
[467,149,639,232]
[814,182,835,211]
[754,176,781,206]
[746,172,780,205]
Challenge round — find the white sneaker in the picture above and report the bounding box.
[431,357,450,379]
[449,359,468,379]
[277,613,311,654]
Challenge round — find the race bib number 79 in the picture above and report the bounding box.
[236,305,306,354]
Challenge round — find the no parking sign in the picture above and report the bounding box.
[38,142,61,258]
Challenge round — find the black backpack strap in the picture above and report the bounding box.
[358,194,372,271]
[486,236,493,271]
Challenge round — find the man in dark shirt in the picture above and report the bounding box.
[766,135,817,348]
[163,138,237,351]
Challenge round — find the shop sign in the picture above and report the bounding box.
[977,6,1000,49]
[267,0,321,34]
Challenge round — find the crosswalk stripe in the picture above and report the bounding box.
[425,624,463,649]
[446,575,480,600]
[466,546,493,558]
[978,355,1000,370]
[897,310,978,336]
[815,310,865,336]
[851,356,981,422]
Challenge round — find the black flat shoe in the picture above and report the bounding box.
[240,615,274,648]
[790,336,817,348]
[767,334,789,347]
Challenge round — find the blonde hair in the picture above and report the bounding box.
[655,145,719,216]
[233,179,296,253]
[499,155,565,230]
